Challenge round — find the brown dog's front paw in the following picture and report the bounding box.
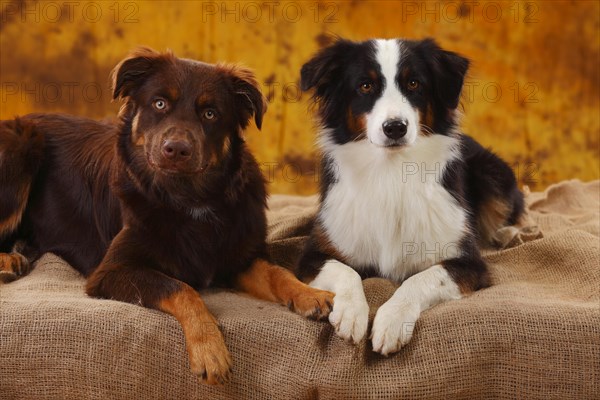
[158,286,232,385]
[0,253,30,283]
[288,287,334,320]
[187,331,233,385]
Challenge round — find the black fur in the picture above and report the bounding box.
[297,37,525,294]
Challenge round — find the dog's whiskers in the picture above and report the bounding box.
[353,132,366,142]
[419,124,435,136]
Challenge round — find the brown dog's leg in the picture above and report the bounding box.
[86,231,231,385]
[157,285,232,385]
[236,259,334,320]
[0,119,43,283]
[0,252,30,283]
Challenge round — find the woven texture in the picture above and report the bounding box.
[1,180,599,399]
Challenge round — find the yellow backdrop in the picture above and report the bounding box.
[1,0,598,194]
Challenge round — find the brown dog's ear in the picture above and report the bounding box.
[221,65,268,130]
[111,47,171,100]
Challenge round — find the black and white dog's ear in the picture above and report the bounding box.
[300,39,355,95]
[419,38,470,110]
[111,47,172,101]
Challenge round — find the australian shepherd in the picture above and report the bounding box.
[0,48,334,384]
[296,38,526,355]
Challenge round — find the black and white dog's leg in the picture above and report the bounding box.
[371,255,488,355]
[309,260,370,343]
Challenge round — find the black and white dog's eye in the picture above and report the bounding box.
[153,99,168,110]
[407,79,420,91]
[203,109,217,120]
[359,82,374,94]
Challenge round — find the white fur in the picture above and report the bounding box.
[318,133,467,282]
[371,264,462,355]
[309,260,370,343]
[312,39,469,348]
[366,39,419,146]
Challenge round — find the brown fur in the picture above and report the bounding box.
[158,285,232,385]
[311,224,348,267]
[0,253,29,282]
[236,259,333,319]
[0,48,332,384]
[0,197,27,238]
[418,104,435,134]
[346,109,366,139]
[478,197,511,244]
[400,66,411,81]
[295,221,354,283]
[0,119,43,239]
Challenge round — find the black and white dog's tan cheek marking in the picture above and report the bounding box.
[298,38,525,355]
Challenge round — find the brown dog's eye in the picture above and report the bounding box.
[153,99,168,111]
[359,82,373,94]
[203,109,217,120]
[408,79,419,91]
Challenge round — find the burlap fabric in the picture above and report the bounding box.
[1,180,598,399]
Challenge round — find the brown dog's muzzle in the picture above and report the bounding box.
[150,126,204,174]
[162,139,192,162]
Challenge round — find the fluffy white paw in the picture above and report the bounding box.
[328,291,370,344]
[371,300,420,356]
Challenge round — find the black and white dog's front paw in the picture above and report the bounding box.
[329,289,370,344]
[370,299,420,355]
[308,259,370,344]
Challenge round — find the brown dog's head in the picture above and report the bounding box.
[111,47,267,178]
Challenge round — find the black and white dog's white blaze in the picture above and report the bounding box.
[297,38,525,355]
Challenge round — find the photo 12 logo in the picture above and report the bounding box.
[0,1,140,24]
[401,1,540,23]
[200,1,339,23]
[1,81,103,104]
[463,81,540,104]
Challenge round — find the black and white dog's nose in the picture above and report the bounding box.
[382,119,408,140]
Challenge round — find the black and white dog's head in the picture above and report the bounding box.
[301,38,469,149]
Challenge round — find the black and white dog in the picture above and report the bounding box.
[296,38,525,355]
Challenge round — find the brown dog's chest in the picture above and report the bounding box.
[121,201,261,289]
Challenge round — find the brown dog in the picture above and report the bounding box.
[0,48,333,385]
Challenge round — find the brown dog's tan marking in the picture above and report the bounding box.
[0,201,27,238]
[158,286,232,385]
[0,253,29,282]
[0,182,31,238]
[134,134,145,147]
[237,259,334,320]
[86,228,233,385]
[2,48,333,384]
[130,114,145,146]
[0,119,43,239]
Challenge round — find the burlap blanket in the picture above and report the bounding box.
[1,180,598,399]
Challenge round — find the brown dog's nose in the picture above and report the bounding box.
[162,140,192,161]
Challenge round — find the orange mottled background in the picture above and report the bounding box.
[1,0,598,194]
